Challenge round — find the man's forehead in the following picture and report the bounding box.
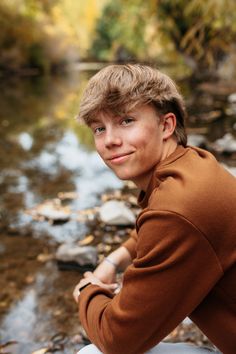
[87,105,151,125]
[88,111,124,125]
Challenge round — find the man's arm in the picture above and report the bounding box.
[92,229,137,284]
[93,246,132,284]
[77,212,222,354]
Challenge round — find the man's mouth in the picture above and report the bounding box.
[107,152,134,164]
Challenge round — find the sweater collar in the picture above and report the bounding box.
[138,145,187,208]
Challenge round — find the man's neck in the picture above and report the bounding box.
[132,139,178,191]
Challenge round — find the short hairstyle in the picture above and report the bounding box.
[78,64,187,146]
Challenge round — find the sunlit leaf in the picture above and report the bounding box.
[78,235,95,246]
[31,348,48,354]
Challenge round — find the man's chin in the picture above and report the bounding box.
[113,171,134,181]
[105,162,135,181]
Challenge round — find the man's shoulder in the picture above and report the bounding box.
[147,146,236,219]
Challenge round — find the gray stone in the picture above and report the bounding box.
[187,134,206,147]
[99,200,136,226]
[212,133,236,153]
[39,207,70,221]
[228,93,236,114]
[228,93,236,103]
[56,243,98,266]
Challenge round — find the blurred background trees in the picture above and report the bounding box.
[0,0,106,74]
[0,0,236,77]
[91,0,236,77]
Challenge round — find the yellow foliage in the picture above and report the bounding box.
[58,0,108,55]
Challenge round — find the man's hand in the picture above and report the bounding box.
[93,258,117,284]
[93,246,132,284]
[73,246,132,303]
[73,272,118,303]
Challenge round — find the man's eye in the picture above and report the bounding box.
[94,127,105,135]
[121,118,133,125]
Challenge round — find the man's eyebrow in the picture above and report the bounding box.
[88,118,101,126]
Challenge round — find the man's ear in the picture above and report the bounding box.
[162,113,176,140]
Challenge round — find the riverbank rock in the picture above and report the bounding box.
[56,244,98,267]
[26,199,71,223]
[228,93,236,104]
[187,134,207,147]
[99,200,136,226]
[211,133,236,153]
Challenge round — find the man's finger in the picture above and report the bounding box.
[105,283,118,290]
[84,271,93,278]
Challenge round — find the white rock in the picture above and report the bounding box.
[56,244,97,266]
[99,200,136,225]
[228,93,236,103]
[187,134,206,147]
[228,93,236,114]
[213,133,236,153]
[38,205,70,221]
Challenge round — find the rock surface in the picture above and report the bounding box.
[187,134,206,147]
[211,133,236,153]
[56,244,98,266]
[26,199,71,223]
[99,200,136,226]
[228,92,236,103]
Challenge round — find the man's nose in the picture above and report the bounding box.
[104,128,122,148]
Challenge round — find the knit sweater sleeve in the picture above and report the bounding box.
[78,211,222,354]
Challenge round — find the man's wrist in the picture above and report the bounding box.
[104,257,119,270]
[79,282,92,292]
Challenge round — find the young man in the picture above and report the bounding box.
[73,64,236,354]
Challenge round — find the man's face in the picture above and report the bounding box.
[89,104,167,188]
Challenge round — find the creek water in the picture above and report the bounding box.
[0,67,236,353]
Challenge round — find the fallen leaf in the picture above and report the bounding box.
[0,340,18,350]
[25,275,35,284]
[37,253,54,263]
[78,235,95,246]
[57,191,79,200]
[31,349,48,354]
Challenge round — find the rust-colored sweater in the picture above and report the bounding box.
[78,146,236,354]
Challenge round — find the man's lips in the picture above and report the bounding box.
[107,152,134,163]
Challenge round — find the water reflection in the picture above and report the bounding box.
[0,73,122,234]
[1,288,38,341]
[18,133,34,151]
[0,72,124,351]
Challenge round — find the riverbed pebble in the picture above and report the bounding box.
[211,133,236,153]
[228,92,236,103]
[56,244,97,266]
[99,200,136,226]
[187,134,207,147]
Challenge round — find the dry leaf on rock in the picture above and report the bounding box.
[78,235,94,246]
[31,349,48,354]
[26,199,71,222]
[57,191,79,200]
[37,253,55,263]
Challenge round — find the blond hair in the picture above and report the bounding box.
[78,64,187,146]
